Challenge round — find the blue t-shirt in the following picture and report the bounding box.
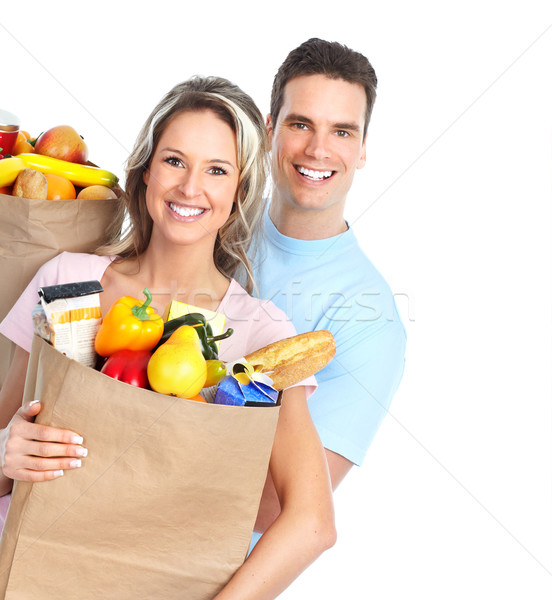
[253,209,406,466]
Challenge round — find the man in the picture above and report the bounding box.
[251,38,407,535]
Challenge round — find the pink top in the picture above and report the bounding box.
[0,252,311,373]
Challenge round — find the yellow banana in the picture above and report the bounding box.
[14,153,119,188]
[0,157,26,187]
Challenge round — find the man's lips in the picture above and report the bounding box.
[295,165,335,181]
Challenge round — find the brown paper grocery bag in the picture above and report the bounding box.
[0,336,279,599]
[0,193,121,386]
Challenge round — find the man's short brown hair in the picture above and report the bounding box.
[270,38,378,140]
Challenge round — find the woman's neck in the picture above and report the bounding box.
[108,237,230,315]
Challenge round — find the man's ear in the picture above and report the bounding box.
[266,114,274,143]
[357,137,367,170]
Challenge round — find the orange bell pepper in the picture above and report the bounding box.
[94,288,164,357]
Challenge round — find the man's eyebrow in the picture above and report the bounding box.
[283,114,361,133]
[333,121,361,133]
[283,113,314,125]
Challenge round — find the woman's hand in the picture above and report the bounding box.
[0,400,88,486]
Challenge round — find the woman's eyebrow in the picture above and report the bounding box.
[159,146,184,155]
[208,159,237,169]
[160,148,236,168]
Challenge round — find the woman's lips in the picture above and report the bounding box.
[168,201,207,218]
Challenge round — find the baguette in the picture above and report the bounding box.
[244,330,336,390]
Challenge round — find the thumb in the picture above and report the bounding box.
[19,399,42,421]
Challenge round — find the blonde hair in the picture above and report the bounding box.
[98,76,268,294]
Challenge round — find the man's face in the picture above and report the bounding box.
[267,74,367,214]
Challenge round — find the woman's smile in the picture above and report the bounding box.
[167,201,208,220]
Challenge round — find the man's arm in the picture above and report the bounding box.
[254,448,353,534]
[254,316,406,534]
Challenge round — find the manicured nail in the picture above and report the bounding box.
[53,470,64,477]
[72,435,84,445]
[70,459,82,468]
[76,447,88,457]
[29,400,40,406]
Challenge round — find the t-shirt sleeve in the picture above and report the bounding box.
[249,299,318,398]
[0,258,60,352]
[248,298,297,350]
[309,316,406,466]
[0,252,109,353]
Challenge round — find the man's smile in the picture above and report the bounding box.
[295,165,335,181]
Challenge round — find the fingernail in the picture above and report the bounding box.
[29,400,40,406]
[72,435,84,445]
[70,459,82,468]
[76,447,88,457]
[53,470,64,477]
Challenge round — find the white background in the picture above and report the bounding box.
[2,1,551,597]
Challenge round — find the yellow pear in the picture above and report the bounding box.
[165,324,203,350]
[147,325,207,398]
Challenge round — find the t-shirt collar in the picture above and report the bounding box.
[263,202,355,256]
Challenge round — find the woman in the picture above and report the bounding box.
[0,76,335,598]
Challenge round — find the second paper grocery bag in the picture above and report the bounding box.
[0,193,121,386]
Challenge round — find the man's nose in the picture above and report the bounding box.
[305,132,331,160]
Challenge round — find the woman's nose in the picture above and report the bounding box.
[177,169,201,198]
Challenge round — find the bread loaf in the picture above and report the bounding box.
[244,330,335,390]
[13,168,47,200]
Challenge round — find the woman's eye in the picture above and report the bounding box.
[209,167,228,176]
[164,156,182,167]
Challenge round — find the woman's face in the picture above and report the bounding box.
[144,109,239,250]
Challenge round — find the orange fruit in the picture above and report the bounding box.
[20,130,31,140]
[77,184,118,200]
[12,132,35,155]
[189,393,207,403]
[45,173,76,201]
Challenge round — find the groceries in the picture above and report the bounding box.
[100,349,152,389]
[244,330,336,391]
[94,288,164,357]
[33,125,88,164]
[0,108,19,156]
[0,119,119,199]
[12,168,47,200]
[147,325,207,399]
[32,280,103,368]
[32,282,336,406]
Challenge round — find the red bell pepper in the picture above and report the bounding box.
[100,349,152,389]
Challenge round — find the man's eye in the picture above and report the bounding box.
[292,123,308,130]
[336,130,350,137]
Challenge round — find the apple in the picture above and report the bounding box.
[34,125,89,164]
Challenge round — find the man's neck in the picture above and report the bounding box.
[268,199,348,241]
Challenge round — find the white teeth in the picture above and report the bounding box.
[169,203,205,217]
[297,166,333,180]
